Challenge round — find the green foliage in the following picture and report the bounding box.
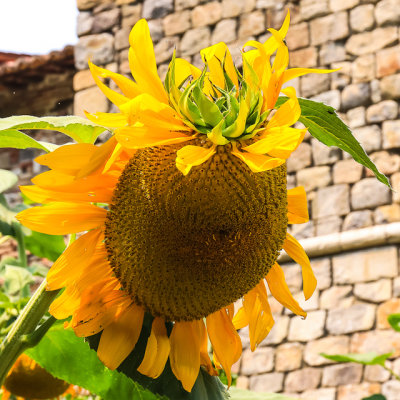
[0,170,18,193]
[276,97,390,187]
[320,352,393,366]
[362,395,387,400]
[228,388,300,399]
[387,314,400,332]
[0,115,107,151]
[26,324,167,400]
[24,231,65,262]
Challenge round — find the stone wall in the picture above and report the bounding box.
[73,0,400,399]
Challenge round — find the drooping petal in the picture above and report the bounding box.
[287,186,309,224]
[97,303,145,369]
[282,67,339,85]
[84,110,128,128]
[175,145,216,176]
[283,233,317,300]
[199,320,217,376]
[16,203,107,235]
[266,263,306,317]
[206,308,242,386]
[232,307,249,330]
[170,320,202,392]
[49,285,81,319]
[267,87,300,129]
[231,148,284,173]
[128,19,168,104]
[138,317,170,379]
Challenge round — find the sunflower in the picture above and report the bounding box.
[1,354,77,400]
[17,12,332,392]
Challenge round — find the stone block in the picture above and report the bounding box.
[394,277,400,298]
[175,0,201,11]
[354,279,392,303]
[331,61,351,90]
[300,0,330,20]
[289,290,319,313]
[143,0,173,19]
[377,46,400,78]
[312,185,350,219]
[288,310,326,341]
[392,172,400,202]
[281,263,302,293]
[236,375,249,389]
[300,388,336,400]
[163,11,191,36]
[180,27,211,57]
[367,100,398,123]
[75,33,115,70]
[320,42,347,65]
[275,342,303,372]
[353,54,375,83]
[286,142,312,173]
[263,315,290,345]
[345,27,398,56]
[330,0,359,11]
[383,120,400,148]
[338,383,381,400]
[327,303,376,334]
[249,372,284,393]
[351,178,391,210]
[343,210,373,230]
[77,12,93,37]
[301,73,330,97]
[304,336,350,366]
[352,125,381,153]
[241,347,274,375]
[382,380,400,400]
[310,12,349,46]
[311,257,331,290]
[147,20,164,43]
[315,216,342,236]
[311,90,341,110]
[73,69,95,91]
[221,0,244,17]
[121,4,142,29]
[74,86,108,118]
[212,19,237,44]
[297,166,331,193]
[286,23,309,50]
[341,83,370,110]
[333,246,398,284]
[239,11,266,38]
[333,159,363,184]
[154,36,179,64]
[322,363,363,387]
[371,79,382,103]
[191,2,222,28]
[380,74,400,99]
[377,299,400,329]
[375,0,400,25]
[77,0,107,10]
[285,368,322,392]
[364,364,391,383]
[311,138,341,165]
[320,286,353,310]
[375,204,400,224]
[350,5,375,32]
[115,28,130,51]
[367,151,400,176]
[291,47,318,69]
[351,330,400,357]
[92,8,120,34]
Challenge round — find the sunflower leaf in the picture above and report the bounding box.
[24,231,66,262]
[362,395,387,400]
[276,97,390,188]
[26,324,167,400]
[387,313,400,332]
[228,387,300,399]
[320,352,393,366]
[0,115,107,147]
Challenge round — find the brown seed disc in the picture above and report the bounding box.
[105,141,288,321]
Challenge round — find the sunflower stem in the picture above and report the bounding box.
[13,222,27,268]
[0,279,60,385]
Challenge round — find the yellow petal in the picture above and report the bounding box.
[138,317,170,379]
[170,320,202,392]
[232,307,249,330]
[16,203,107,235]
[283,67,339,85]
[266,263,306,317]
[49,285,81,319]
[174,58,202,86]
[231,147,284,173]
[283,233,317,300]
[89,61,130,107]
[267,87,300,129]
[47,229,102,290]
[128,19,168,104]
[287,186,309,224]
[206,308,242,386]
[199,321,217,377]
[97,303,145,369]
[84,111,128,128]
[175,145,216,176]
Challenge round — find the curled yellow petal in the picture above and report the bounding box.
[231,148,284,173]
[287,186,309,224]
[175,145,216,176]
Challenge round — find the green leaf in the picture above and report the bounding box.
[276,97,390,187]
[228,388,300,399]
[0,115,107,148]
[24,231,65,262]
[320,352,393,366]
[3,265,34,296]
[362,395,386,400]
[26,324,166,400]
[387,313,400,332]
[0,169,18,193]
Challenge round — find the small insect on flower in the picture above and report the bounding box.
[17,11,334,393]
